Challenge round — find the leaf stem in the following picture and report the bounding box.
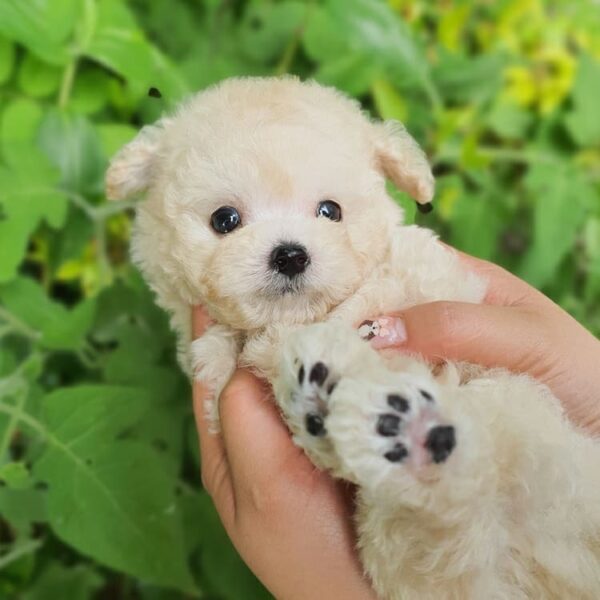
[0,306,41,341]
[0,538,44,569]
[58,59,78,110]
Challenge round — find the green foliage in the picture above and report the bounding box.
[0,0,599,598]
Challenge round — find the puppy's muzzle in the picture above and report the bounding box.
[270,243,310,278]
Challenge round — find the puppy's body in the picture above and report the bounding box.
[107,77,600,599]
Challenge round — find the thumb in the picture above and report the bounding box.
[362,302,550,376]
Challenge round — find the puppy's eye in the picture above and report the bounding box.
[211,206,241,234]
[316,200,342,222]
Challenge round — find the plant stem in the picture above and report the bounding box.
[58,59,78,110]
[0,306,41,341]
[0,539,44,569]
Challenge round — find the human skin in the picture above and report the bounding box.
[192,251,600,599]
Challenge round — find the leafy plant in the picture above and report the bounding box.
[1,1,599,598]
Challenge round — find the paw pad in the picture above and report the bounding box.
[309,362,328,386]
[376,414,401,437]
[387,394,409,413]
[384,443,408,463]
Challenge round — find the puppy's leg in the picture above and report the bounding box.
[191,324,240,429]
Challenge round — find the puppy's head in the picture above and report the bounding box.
[106,77,434,330]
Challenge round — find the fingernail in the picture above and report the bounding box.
[358,317,407,349]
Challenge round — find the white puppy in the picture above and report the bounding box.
[106,77,600,599]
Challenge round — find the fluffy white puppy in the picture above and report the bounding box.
[107,77,600,599]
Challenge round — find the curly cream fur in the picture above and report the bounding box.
[106,76,600,598]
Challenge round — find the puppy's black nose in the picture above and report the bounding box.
[425,425,456,464]
[270,244,310,278]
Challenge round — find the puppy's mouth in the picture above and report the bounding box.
[265,274,307,296]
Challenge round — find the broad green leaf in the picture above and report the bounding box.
[486,100,534,140]
[304,0,434,99]
[0,151,67,282]
[565,54,600,147]
[519,165,591,287]
[38,110,105,196]
[0,37,15,84]
[84,0,188,101]
[0,98,44,167]
[34,385,196,592]
[23,563,103,600]
[0,487,47,534]
[240,1,307,63]
[97,123,137,159]
[70,67,113,115]
[0,277,96,350]
[0,0,80,65]
[432,51,504,104]
[0,462,31,489]
[371,79,408,122]
[449,191,503,260]
[17,54,62,98]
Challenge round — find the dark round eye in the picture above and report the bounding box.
[211,206,241,234]
[316,200,342,222]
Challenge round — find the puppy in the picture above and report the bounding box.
[106,77,600,599]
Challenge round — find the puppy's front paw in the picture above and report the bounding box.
[191,325,239,430]
[274,322,379,470]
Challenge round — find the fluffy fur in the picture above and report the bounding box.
[106,76,600,599]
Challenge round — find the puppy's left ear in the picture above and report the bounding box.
[373,120,434,208]
[105,120,169,201]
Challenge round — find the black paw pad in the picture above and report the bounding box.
[420,389,434,402]
[306,413,326,437]
[387,394,409,413]
[298,365,305,385]
[309,362,328,386]
[425,425,455,463]
[376,414,401,437]
[384,443,408,463]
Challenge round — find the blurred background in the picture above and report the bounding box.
[0,0,599,598]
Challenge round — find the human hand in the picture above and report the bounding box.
[191,308,377,600]
[363,251,600,434]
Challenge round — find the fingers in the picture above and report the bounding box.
[218,369,306,494]
[370,301,552,377]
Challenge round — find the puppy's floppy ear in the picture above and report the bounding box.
[105,120,168,201]
[373,120,434,207]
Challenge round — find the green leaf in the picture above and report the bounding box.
[0,36,15,84]
[433,51,504,104]
[84,0,188,101]
[0,277,96,350]
[486,100,534,140]
[34,385,196,592]
[17,53,62,98]
[449,191,503,260]
[0,98,44,167]
[38,110,105,196]
[97,123,137,159]
[0,146,67,282]
[371,79,408,122]
[0,0,80,65]
[239,1,307,63]
[519,165,591,287]
[23,563,103,600]
[565,54,600,147]
[70,67,113,115]
[0,462,31,490]
[304,0,434,99]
